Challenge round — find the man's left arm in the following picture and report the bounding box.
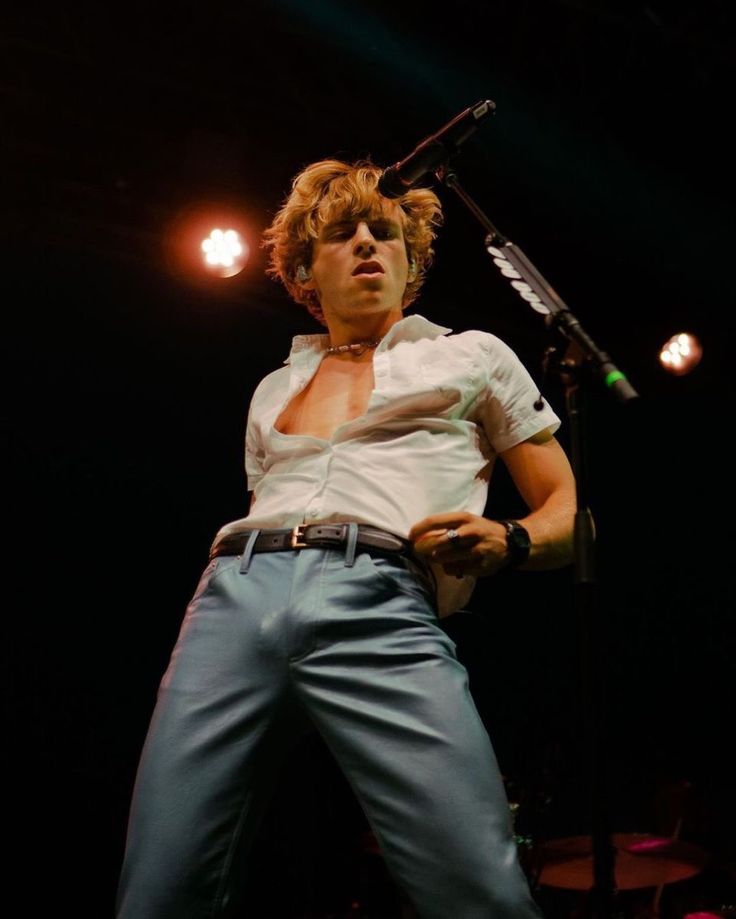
[410,428,576,578]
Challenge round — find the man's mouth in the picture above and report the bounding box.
[352,261,384,276]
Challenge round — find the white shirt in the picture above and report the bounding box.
[213,313,560,615]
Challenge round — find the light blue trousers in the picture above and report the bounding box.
[116,547,543,919]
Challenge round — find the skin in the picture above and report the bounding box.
[291,196,576,577]
[300,203,413,347]
[409,428,576,577]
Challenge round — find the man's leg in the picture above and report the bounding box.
[116,553,313,919]
[291,550,543,919]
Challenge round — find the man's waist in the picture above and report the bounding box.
[210,523,412,559]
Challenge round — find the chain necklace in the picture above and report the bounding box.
[325,338,381,356]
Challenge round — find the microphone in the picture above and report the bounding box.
[378,99,495,198]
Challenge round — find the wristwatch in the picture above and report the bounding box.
[499,520,531,569]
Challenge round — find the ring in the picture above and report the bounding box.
[445,528,459,541]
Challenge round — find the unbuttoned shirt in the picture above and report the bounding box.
[213,313,560,616]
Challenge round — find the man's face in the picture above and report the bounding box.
[304,200,411,323]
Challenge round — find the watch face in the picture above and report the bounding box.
[508,523,531,551]
[504,521,531,565]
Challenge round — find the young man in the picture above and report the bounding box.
[116,160,575,918]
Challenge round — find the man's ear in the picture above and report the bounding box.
[296,264,314,287]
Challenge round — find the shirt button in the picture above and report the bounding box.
[307,508,319,517]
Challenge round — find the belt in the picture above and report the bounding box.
[210,523,412,561]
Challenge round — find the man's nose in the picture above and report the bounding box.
[353,223,376,256]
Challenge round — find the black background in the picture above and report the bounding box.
[5,2,734,916]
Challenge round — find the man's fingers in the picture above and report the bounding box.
[412,527,451,545]
[409,513,471,542]
[412,528,451,555]
[413,528,475,560]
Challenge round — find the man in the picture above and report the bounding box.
[116,159,575,918]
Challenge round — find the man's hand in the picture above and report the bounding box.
[409,512,509,579]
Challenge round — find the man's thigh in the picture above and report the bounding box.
[290,551,541,919]
[117,553,313,919]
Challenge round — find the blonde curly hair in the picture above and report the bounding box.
[262,159,443,325]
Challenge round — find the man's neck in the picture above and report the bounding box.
[323,307,404,349]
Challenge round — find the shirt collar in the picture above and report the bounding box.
[284,313,452,365]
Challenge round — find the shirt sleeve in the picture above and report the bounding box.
[244,399,265,490]
[474,333,561,454]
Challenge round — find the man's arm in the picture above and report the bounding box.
[410,428,576,578]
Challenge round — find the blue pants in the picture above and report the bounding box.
[116,547,543,919]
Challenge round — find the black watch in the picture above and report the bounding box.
[499,520,531,569]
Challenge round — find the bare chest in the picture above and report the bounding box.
[274,359,375,440]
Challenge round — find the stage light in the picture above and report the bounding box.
[201,228,248,278]
[163,204,254,291]
[659,332,702,376]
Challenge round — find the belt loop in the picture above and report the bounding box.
[239,528,261,574]
[344,522,359,567]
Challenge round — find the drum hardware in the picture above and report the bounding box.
[536,832,709,892]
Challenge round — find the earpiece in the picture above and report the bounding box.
[296,265,311,283]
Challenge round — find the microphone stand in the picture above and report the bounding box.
[436,162,638,919]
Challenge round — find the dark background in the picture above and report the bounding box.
[5,2,734,916]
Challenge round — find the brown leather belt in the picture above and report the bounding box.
[210,523,412,560]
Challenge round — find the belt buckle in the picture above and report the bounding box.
[290,524,308,549]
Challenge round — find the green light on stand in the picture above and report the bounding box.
[605,370,626,388]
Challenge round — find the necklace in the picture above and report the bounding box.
[325,338,381,356]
